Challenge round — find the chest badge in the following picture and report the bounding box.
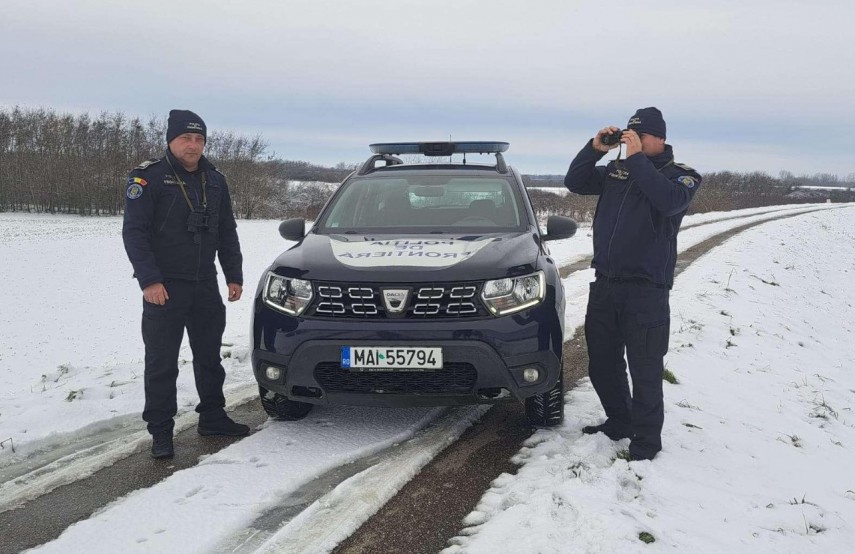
[382,289,410,314]
[608,168,630,180]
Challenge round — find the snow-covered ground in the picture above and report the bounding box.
[0,203,852,552]
[446,205,855,553]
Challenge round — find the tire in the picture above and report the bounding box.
[524,371,564,428]
[259,386,313,421]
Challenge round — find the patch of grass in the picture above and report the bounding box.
[615,449,631,462]
[638,532,656,544]
[755,275,780,286]
[663,369,679,384]
[568,462,585,478]
[811,395,839,420]
[789,494,817,507]
[808,522,825,534]
[678,318,703,333]
[725,269,735,292]
[65,389,82,402]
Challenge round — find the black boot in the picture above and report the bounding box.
[197,413,250,437]
[151,432,174,459]
[582,420,633,441]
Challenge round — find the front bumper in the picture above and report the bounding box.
[252,300,563,407]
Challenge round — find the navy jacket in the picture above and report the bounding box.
[122,150,243,290]
[564,141,701,287]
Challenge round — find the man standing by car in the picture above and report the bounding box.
[123,109,249,459]
[564,107,701,461]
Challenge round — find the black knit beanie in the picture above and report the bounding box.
[166,109,207,144]
[627,107,666,139]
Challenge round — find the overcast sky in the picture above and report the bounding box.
[2,0,853,177]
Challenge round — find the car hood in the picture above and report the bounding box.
[268,231,542,282]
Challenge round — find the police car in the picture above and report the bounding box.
[251,142,577,426]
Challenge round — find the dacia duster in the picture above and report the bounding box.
[251,142,577,426]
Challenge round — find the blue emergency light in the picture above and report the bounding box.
[370,142,509,157]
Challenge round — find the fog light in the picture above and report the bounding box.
[522,368,540,383]
[265,365,282,381]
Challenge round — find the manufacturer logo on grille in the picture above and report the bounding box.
[382,289,410,313]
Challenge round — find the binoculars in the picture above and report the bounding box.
[601,130,627,146]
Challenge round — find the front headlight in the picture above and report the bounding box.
[263,272,313,316]
[481,271,545,316]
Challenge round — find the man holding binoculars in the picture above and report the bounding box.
[564,107,702,461]
[123,109,248,459]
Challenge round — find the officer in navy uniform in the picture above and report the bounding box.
[123,109,249,459]
[564,107,701,461]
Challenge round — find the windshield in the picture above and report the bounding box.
[317,174,527,233]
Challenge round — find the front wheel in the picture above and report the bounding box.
[524,372,564,428]
[259,386,313,421]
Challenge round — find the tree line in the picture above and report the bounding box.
[523,170,854,222]
[0,107,288,218]
[1,106,852,221]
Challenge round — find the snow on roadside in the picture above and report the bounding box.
[445,206,855,553]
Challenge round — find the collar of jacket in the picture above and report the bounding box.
[647,144,674,169]
[164,148,213,177]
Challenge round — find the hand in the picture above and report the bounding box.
[143,283,169,305]
[593,126,622,152]
[227,283,243,302]
[623,130,642,157]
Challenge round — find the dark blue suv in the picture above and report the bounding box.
[251,142,577,426]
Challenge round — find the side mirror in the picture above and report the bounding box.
[279,218,305,241]
[542,216,577,241]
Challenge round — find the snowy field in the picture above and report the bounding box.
[0,203,852,552]
[446,205,855,553]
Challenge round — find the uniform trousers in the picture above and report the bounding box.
[141,278,227,435]
[584,276,670,457]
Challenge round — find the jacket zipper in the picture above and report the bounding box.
[194,175,203,281]
[606,180,634,277]
[158,194,177,233]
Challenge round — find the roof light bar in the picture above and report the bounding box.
[369,141,510,157]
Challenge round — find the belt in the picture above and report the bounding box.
[595,272,669,289]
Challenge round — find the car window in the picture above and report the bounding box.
[319,175,525,232]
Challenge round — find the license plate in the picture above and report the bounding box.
[341,346,443,371]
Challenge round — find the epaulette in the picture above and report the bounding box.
[674,162,698,174]
[134,158,161,171]
[212,167,227,178]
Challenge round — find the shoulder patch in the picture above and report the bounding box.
[135,158,161,171]
[677,175,698,188]
[126,183,144,199]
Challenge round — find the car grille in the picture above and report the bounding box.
[315,362,477,394]
[309,282,488,319]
